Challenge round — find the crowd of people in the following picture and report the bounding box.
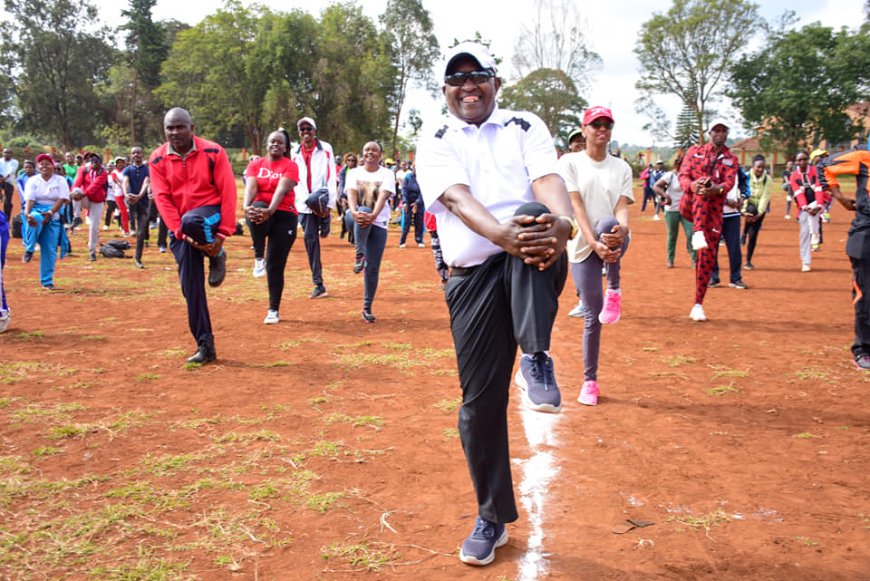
[0,41,867,569]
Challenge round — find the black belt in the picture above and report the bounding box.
[449,265,478,277]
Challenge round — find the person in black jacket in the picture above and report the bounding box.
[399,163,425,247]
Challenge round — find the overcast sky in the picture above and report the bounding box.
[92,0,866,146]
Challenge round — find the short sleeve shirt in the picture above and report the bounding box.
[122,163,149,196]
[660,170,684,212]
[244,157,300,213]
[24,174,70,219]
[558,151,634,263]
[345,165,396,229]
[416,106,558,267]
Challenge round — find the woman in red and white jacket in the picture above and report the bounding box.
[789,150,829,272]
[71,152,109,262]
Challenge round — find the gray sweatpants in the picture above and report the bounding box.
[569,216,630,381]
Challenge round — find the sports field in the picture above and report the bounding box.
[0,188,866,579]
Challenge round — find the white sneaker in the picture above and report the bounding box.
[0,309,10,333]
[263,310,279,324]
[810,233,820,246]
[691,230,708,251]
[101,224,108,231]
[252,258,266,278]
[653,214,661,221]
[801,263,811,272]
[568,301,584,318]
[689,303,707,322]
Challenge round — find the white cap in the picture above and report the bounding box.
[297,117,317,130]
[444,42,497,76]
[708,119,729,132]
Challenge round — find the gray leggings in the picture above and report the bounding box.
[569,216,630,381]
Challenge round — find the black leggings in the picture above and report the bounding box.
[743,213,765,263]
[248,210,298,311]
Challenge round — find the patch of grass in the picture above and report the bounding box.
[45,423,92,440]
[795,368,829,380]
[794,432,821,439]
[647,371,689,380]
[325,413,384,430]
[321,541,401,572]
[430,368,458,377]
[794,536,819,547]
[642,346,659,352]
[706,384,739,396]
[309,440,344,458]
[80,334,107,341]
[306,491,345,513]
[259,360,290,368]
[442,428,460,440]
[10,402,86,423]
[383,342,412,350]
[663,355,696,367]
[249,481,280,501]
[135,373,161,382]
[183,362,202,371]
[308,394,331,407]
[0,396,20,408]
[836,425,850,430]
[143,453,199,476]
[0,361,76,384]
[670,508,729,535]
[710,368,749,380]
[335,352,423,370]
[32,446,61,457]
[89,552,190,579]
[0,455,31,476]
[434,397,461,413]
[159,348,188,358]
[214,430,282,444]
[11,330,44,340]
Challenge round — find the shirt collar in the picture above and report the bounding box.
[167,137,198,159]
[446,104,507,131]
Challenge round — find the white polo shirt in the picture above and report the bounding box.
[24,174,70,220]
[416,106,558,268]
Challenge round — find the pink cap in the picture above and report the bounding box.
[583,106,614,126]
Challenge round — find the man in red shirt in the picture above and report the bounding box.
[678,120,738,322]
[149,108,237,364]
[71,152,109,262]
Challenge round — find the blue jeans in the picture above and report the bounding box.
[362,226,387,311]
[344,205,372,260]
[711,214,742,284]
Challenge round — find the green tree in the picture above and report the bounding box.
[635,0,758,144]
[379,0,439,155]
[1,0,115,148]
[728,23,870,154]
[157,1,269,152]
[120,0,168,144]
[499,68,586,146]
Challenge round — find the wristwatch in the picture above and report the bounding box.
[562,215,580,239]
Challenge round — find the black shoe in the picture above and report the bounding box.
[89,252,96,262]
[310,285,328,299]
[22,251,33,263]
[208,252,227,287]
[187,336,216,364]
[361,309,376,323]
[134,259,144,269]
[353,255,365,274]
[708,279,720,288]
[72,216,83,228]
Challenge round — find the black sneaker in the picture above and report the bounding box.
[459,517,508,566]
[309,285,328,299]
[361,309,376,323]
[208,252,227,287]
[729,280,748,289]
[708,279,721,288]
[187,336,216,364]
[854,353,870,371]
[134,259,144,269]
[744,262,755,270]
[89,252,96,262]
[514,352,561,413]
[353,255,365,274]
[22,251,33,263]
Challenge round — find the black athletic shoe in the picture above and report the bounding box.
[361,309,376,323]
[310,285,328,299]
[187,336,216,364]
[22,251,33,263]
[208,252,227,287]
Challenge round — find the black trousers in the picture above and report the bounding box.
[399,205,424,245]
[300,213,326,286]
[148,201,169,248]
[445,251,567,524]
[248,210,298,311]
[2,182,13,218]
[743,213,765,263]
[852,256,870,358]
[131,200,150,261]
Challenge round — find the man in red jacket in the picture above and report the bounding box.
[149,108,237,364]
[71,152,109,262]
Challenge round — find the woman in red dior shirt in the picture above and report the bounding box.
[788,150,829,272]
[243,129,300,325]
[71,152,109,262]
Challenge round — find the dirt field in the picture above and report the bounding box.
[0,188,867,580]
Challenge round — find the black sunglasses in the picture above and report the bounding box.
[589,120,614,130]
[444,70,495,87]
[298,126,314,133]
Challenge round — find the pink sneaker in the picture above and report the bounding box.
[598,289,622,324]
[578,380,599,406]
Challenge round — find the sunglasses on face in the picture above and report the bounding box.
[444,70,495,87]
[298,126,314,133]
[796,157,808,162]
[589,120,614,130]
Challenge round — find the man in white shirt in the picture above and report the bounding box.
[0,148,19,219]
[416,42,575,567]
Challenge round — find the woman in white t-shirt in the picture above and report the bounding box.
[344,141,396,322]
[652,156,694,268]
[23,154,70,290]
